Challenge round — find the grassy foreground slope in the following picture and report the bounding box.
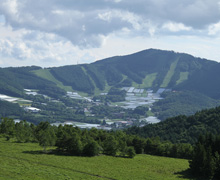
[0,138,192,180]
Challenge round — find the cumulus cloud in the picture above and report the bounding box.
[0,24,96,67]
[1,0,220,47]
[208,21,220,35]
[0,0,220,66]
[162,22,192,32]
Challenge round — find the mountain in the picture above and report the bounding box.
[1,48,220,119]
[1,49,219,97]
[38,49,220,98]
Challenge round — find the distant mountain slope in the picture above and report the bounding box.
[126,106,220,144]
[1,48,220,120]
[0,66,65,98]
[175,62,220,98]
[31,49,219,97]
[152,91,220,120]
[92,49,218,96]
[0,49,215,98]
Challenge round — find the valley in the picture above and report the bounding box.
[1,49,220,126]
[0,85,164,129]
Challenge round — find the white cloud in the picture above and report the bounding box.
[0,0,219,48]
[0,0,220,67]
[162,22,192,32]
[0,24,95,67]
[208,21,220,35]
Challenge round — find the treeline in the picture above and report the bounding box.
[152,91,220,120]
[0,118,193,159]
[0,66,66,98]
[190,133,220,179]
[126,106,220,144]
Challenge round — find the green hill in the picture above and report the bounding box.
[126,106,220,144]
[1,49,218,96]
[1,49,219,97]
[1,49,220,120]
[0,138,191,180]
[152,91,220,120]
[0,66,66,98]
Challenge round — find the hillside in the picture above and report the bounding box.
[1,49,220,120]
[0,138,191,180]
[1,49,218,97]
[126,106,220,144]
[0,66,66,98]
[152,91,220,120]
[39,49,220,97]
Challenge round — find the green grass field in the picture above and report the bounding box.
[0,138,194,180]
[161,59,179,88]
[132,73,157,89]
[176,72,189,85]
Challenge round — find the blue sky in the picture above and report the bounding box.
[0,0,220,67]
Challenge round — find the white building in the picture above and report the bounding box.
[24,107,41,113]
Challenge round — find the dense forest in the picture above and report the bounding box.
[190,133,220,179]
[152,91,220,120]
[127,106,220,144]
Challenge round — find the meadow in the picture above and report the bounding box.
[0,138,195,180]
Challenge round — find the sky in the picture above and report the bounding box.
[0,0,220,67]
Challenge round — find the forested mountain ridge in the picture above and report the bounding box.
[0,49,219,98]
[47,49,217,95]
[34,49,220,99]
[126,106,220,144]
[1,49,220,121]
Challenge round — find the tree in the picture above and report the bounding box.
[118,139,128,157]
[203,146,216,179]
[189,136,219,179]
[15,120,34,143]
[35,122,56,152]
[66,133,83,156]
[132,136,145,154]
[133,106,149,116]
[83,139,100,156]
[0,118,15,140]
[189,143,206,175]
[127,146,136,158]
[103,135,118,156]
[214,152,220,179]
